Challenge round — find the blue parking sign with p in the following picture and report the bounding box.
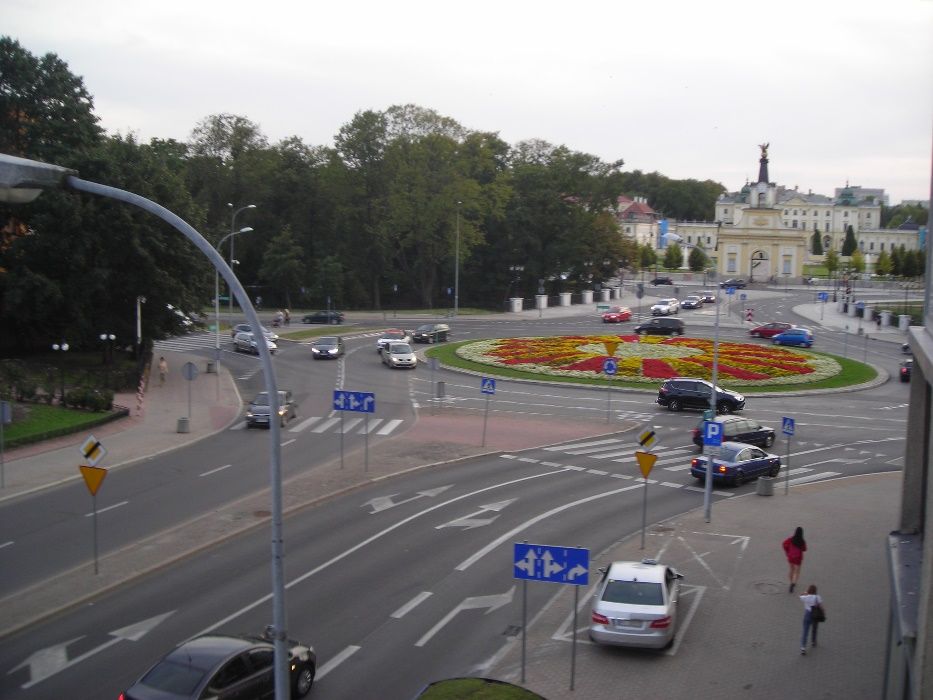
[703,420,722,446]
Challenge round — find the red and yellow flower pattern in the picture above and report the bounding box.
[456,335,840,386]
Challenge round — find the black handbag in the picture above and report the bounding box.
[811,603,826,623]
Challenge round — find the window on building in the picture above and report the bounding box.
[724,209,729,214]
[707,236,711,245]
[782,258,792,274]
[881,242,885,251]
[687,236,692,244]
[870,242,874,250]
[844,211,849,217]
[727,257,737,273]
[792,220,798,228]
[793,210,798,215]
[784,210,788,215]
[826,211,830,216]
[803,210,807,216]
[867,213,872,220]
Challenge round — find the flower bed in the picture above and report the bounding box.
[456,335,841,386]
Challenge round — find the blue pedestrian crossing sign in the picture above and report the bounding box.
[333,390,376,413]
[603,358,618,375]
[513,543,589,585]
[782,417,795,436]
[481,377,496,394]
[703,420,723,446]
[818,291,829,302]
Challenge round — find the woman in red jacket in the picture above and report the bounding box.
[782,526,807,593]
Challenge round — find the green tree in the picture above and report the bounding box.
[902,247,920,278]
[891,245,904,277]
[259,226,305,308]
[841,225,858,256]
[810,229,823,255]
[640,244,657,269]
[688,243,708,272]
[850,248,864,274]
[663,242,683,269]
[875,249,892,277]
[825,249,839,280]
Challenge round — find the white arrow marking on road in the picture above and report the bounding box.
[435,499,516,530]
[362,486,454,514]
[415,587,515,647]
[15,611,174,689]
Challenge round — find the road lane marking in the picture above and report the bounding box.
[85,501,128,517]
[359,418,384,434]
[545,438,623,452]
[316,645,361,680]
[290,416,322,432]
[312,417,341,433]
[0,541,12,550]
[280,438,296,447]
[377,419,403,435]
[339,417,364,434]
[391,591,433,618]
[200,464,232,477]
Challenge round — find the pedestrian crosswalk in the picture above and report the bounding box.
[230,415,405,436]
[155,332,232,353]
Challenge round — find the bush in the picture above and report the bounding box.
[62,386,113,412]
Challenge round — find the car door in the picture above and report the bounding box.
[745,447,769,477]
[204,654,266,699]
[680,381,705,410]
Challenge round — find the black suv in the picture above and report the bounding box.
[691,415,774,449]
[302,310,344,324]
[719,278,747,289]
[650,276,674,285]
[412,323,450,343]
[634,318,685,336]
[656,378,745,413]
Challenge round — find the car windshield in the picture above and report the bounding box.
[417,325,433,331]
[141,659,208,694]
[390,344,412,354]
[316,337,338,345]
[718,445,743,461]
[602,580,664,606]
[251,392,288,406]
[383,331,406,339]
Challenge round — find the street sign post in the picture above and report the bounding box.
[635,449,658,550]
[0,399,9,488]
[333,390,376,471]
[782,417,794,494]
[481,378,495,446]
[703,420,723,447]
[603,358,618,423]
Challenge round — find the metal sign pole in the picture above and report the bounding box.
[570,585,578,691]
[641,475,648,550]
[482,396,490,447]
[92,493,99,575]
[785,435,791,495]
[340,411,344,469]
[521,578,527,683]
[606,383,611,423]
[364,414,369,472]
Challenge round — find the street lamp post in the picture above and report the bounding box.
[51,341,69,402]
[99,333,115,388]
[135,296,146,359]
[454,200,461,317]
[215,227,254,366]
[1,155,289,700]
[227,203,256,315]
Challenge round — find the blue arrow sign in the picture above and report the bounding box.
[703,420,723,446]
[603,358,618,376]
[818,291,829,302]
[513,543,589,585]
[726,286,736,295]
[333,390,376,413]
[481,377,496,395]
[782,416,795,436]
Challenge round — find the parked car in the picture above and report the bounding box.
[749,322,795,338]
[698,291,717,303]
[772,328,814,347]
[719,278,747,289]
[589,559,683,649]
[376,329,413,353]
[310,336,345,360]
[657,377,746,413]
[246,390,297,428]
[633,318,685,336]
[650,276,674,286]
[900,359,913,383]
[691,415,775,449]
[690,441,782,486]
[233,331,278,355]
[382,342,418,369]
[650,298,680,316]
[230,323,278,341]
[120,632,316,699]
[680,295,702,310]
[601,306,633,323]
[412,323,451,343]
[302,310,344,324]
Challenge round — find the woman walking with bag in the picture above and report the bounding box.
[799,584,825,654]
[782,526,807,593]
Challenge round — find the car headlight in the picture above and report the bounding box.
[246,410,255,418]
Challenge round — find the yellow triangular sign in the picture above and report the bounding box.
[635,450,657,478]
[80,465,107,496]
[604,341,619,357]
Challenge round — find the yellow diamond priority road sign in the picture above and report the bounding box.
[638,429,657,450]
[79,465,108,496]
[79,434,107,467]
[635,450,658,478]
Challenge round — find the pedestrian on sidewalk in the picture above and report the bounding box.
[782,526,807,593]
[799,584,825,654]
[158,356,168,386]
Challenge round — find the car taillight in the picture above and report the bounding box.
[592,611,609,625]
[650,616,672,629]
[717,465,727,474]
[692,428,700,439]
[691,458,699,467]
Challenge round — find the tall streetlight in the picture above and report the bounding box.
[454,200,461,317]
[1,154,290,700]
[99,333,115,388]
[215,227,254,367]
[135,296,146,359]
[227,203,256,315]
[51,341,69,402]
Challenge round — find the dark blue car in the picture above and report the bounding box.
[772,328,814,347]
[690,441,781,486]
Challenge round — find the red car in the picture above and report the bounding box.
[602,305,633,323]
[749,322,795,338]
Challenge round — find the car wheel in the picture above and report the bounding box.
[773,339,780,345]
[667,399,681,412]
[765,434,775,447]
[293,664,315,697]
[718,403,733,414]
[769,465,780,478]
[733,470,746,487]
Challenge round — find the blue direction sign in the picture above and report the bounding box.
[726,286,736,295]
[603,358,618,375]
[513,543,589,586]
[782,416,795,436]
[333,390,376,413]
[740,292,747,302]
[703,420,723,447]
[481,377,496,395]
[818,291,829,302]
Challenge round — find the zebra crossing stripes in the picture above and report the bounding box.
[234,416,405,436]
[155,333,230,353]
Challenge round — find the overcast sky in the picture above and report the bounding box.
[7,0,933,204]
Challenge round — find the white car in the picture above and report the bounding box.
[376,329,413,353]
[382,342,417,369]
[589,559,683,649]
[651,298,680,316]
[233,331,278,355]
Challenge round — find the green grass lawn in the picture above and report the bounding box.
[2,402,126,448]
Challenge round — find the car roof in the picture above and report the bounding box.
[313,336,340,343]
[387,342,412,350]
[606,560,667,582]
[163,634,261,667]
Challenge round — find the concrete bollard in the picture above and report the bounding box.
[177,416,190,434]
[757,476,774,496]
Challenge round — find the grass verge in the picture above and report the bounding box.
[2,403,128,449]
[416,678,544,699]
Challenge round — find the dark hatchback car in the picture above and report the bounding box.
[690,441,781,486]
[633,318,685,336]
[120,633,316,699]
[302,310,344,324]
[310,335,345,359]
[719,278,747,289]
[650,276,674,285]
[657,378,745,413]
[412,323,451,343]
[691,415,775,449]
[246,390,297,428]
